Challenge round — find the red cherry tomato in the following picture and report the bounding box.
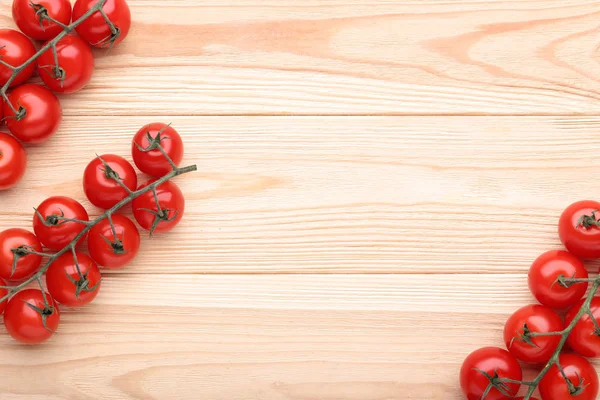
[514,398,539,400]
[4,84,62,143]
[0,29,36,87]
[559,200,600,259]
[132,180,185,234]
[12,0,72,41]
[72,0,131,48]
[83,154,137,209]
[0,133,26,190]
[503,304,563,364]
[33,196,89,250]
[539,354,598,400]
[46,252,101,307]
[37,35,94,94]
[0,277,8,314]
[88,215,140,269]
[528,250,588,309]
[132,123,184,177]
[3,289,60,344]
[566,297,600,357]
[460,347,522,400]
[0,228,42,281]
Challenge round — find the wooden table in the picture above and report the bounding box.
[1,0,599,398]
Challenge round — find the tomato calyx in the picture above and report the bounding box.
[10,244,37,277]
[93,26,121,49]
[137,206,179,236]
[23,297,56,333]
[39,64,66,86]
[99,233,127,255]
[134,126,172,153]
[564,371,590,396]
[34,207,89,227]
[509,323,539,349]
[577,210,600,229]
[473,368,518,398]
[65,268,100,299]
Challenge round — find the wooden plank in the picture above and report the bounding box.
[0,273,547,399]
[0,116,598,274]
[2,0,600,115]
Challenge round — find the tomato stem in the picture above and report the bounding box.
[0,161,198,305]
[1,0,114,110]
[515,279,600,400]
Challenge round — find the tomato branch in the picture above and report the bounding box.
[515,279,600,400]
[0,156,197,304]
[1,0,110,109]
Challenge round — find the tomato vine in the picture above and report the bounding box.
[1,0,118,116]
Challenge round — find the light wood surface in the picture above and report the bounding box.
[0,0,599,399]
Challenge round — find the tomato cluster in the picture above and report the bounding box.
[459,201,600,400]
[0,123,187,344]
[0,0,131,191]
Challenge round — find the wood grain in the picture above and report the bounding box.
[0,0,597,398]
[0,273,550,400]
[3,0,600,115]
[0,116,599,274]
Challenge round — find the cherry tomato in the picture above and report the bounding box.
[0,228,42,281]
[0,29,36,87]
[514,398,539,400]
[46,252,101,307]
[83,154,137,209]
[539,354,598,400]
[12,0,72,41]
[72,0,131,48]
[4,84,62,143]
[131,123,184,177]
[528,250,588,309]
[0,133,26,190]
[566,297,600,357]
[503,304,563,364]
[37,35,94,94]
[559,200,600,259]
[0,277,8,314]
[33,196,89,250]
[88,215,140,269]
[132,180,185,234]
[460,347,522,400]
[3,289,60,344]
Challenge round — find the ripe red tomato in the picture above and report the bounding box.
[0,228,42,281]
[83,154,137,209]
[528,250,588,309]
[514,398,539,400]
[460,347,522,400]
[12,0,72,41]
[46,252,101,306]
[503,304,563,364]
[4,84,62,143]
[132,180,185,234]
[559,200,600,259]
[88,214,140,269]
[72,0,131,48]
[37,35,94,93]
[0,29,36,87]
[566,297,600,357]
[0,277,8,314]
[0,133,26,190]
[132,123,184,177]
[539,354,598,400]
[3,289,60,344]
[33,196,89,250]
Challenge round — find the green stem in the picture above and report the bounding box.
[0,163,197,304]
[519,279,600,400]
[0,0,109,103]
